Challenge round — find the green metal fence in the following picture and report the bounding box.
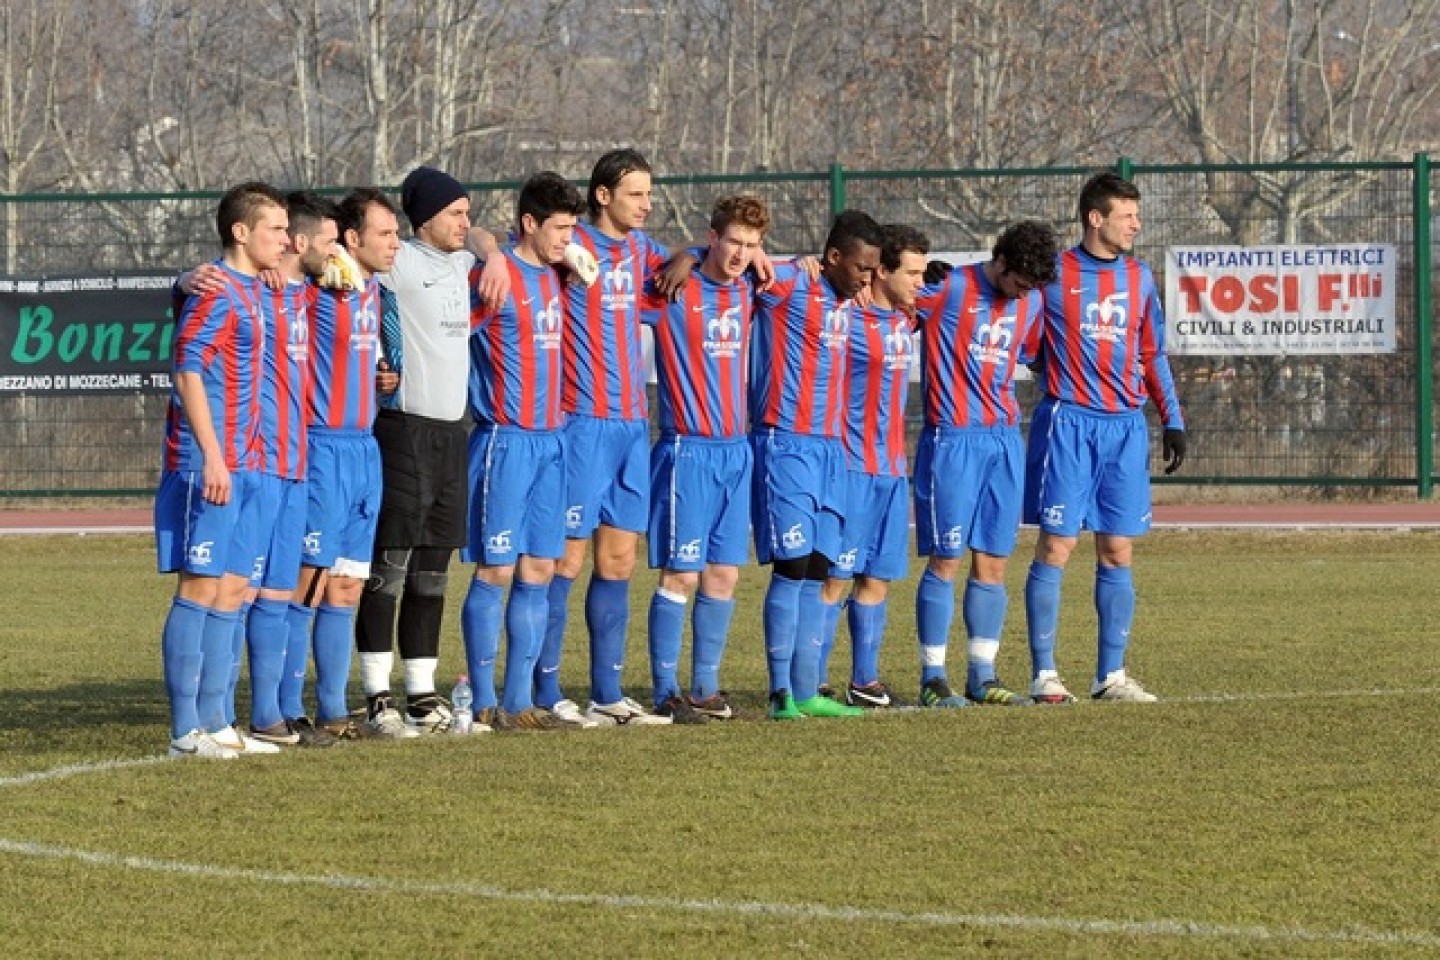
[0,158,1434,497]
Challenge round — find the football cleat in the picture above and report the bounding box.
[919,677,970,709]
[319,716,360,740]
[1029,672,1076,705]
[796,695,864,718]
[472,707,500,733]
[966,679,1029,706]
[405,694,454,734]
[656,695,708,725]
[768,689,804,721]
[585,697,672,727]
[688,691,735,721]
[845,680,898,709]
[168,729,238,759]
[286,716,337,748]
[210,725,281,756]
[496,706,575,732]
[364,695,420,739]
[1091,670,1158,703]
[249,721,301,746]
[549,698,600,729]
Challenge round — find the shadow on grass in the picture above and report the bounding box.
[0,678,169,743]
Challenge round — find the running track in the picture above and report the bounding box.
[4,502,1440,535]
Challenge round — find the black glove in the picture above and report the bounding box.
[1162,428,1187,475]
[923,259,953,286]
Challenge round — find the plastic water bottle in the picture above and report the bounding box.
[451,675,474,735]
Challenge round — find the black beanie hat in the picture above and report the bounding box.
[401,166,467,231]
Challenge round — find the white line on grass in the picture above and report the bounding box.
[0,756,168,788]
[1,836,1436,948]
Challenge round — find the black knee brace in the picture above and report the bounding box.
[365,548,410,598]
[406,547,452,598]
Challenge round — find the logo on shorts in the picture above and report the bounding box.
[532,296,563,351]
[821,305,849,350]
[565,505,584,530]
[1081,293,1129,344]
[969,313,1015,366]
[1042,504,1066,528]
[251,556,266,580]
[942,525,964,550]
[835,548,857,572]
[487,529,514,554]
[188,540,214,567]
[704,306,744,358]
[303,530,322,557]
[781,524,807,550]
[676,539,702,564]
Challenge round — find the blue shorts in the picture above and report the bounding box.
[648,435,752,571]
[250,474,308,592]
[563,415,649,537]
[1023,397,1152,537]
[463,424,566,565]
[154,468,265,577]
[304,430,383,575]
[750,429,846,564]
[831,471,910,581]
[915,426,1025,558]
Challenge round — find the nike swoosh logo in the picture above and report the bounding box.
[423,279,439,287]
[540,666,559,674]
[520,297,532,306]
[1069,288,1083,294]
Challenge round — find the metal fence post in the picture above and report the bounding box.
[829,163,846,217]
[1117,156,1134,181]
[1415,152,1434,498]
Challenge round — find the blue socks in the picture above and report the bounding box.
[1025,561,1064,678]
[197,609,239,732]
[789,580,825,701]
[648,590,685,706]
[817,599,842,690]
[224,601,251,728]
[160,596,208,738]
[916,568,954,684]
[246,598,289,731]
[501,581,548,713]
[963,580,1007,691]
[461,578,503,710]
[312,603,354,723]
[1095,564,1135,681]
[586,576,630,705]
[280,603,315,720]
[534,573,574,707]
[762,574,803,695]
[848,599,885,688]
[691,592,734,699]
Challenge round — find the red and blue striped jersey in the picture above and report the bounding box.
[749,263,850,438]
[468,248,565,430]
[913,262,1043,430]
[640,271,753,438]
[256,280,312,479]
[1038,246,1184,428]
[306,277,382,431]
[163,259,266,473]
[842,303,914,476]
[563,221,668,421]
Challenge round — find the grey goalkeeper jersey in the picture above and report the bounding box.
[378,240,474,421]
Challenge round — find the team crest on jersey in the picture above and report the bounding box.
[188,540,214,567]
[883,320,914,372]
[821,305,849,350]
[968,313,1015,365]
[835,548,858,572]
[1081,293,1129,343]
[286,304,309,362]
[703,306,744,358]
[532,296,563,350]
[353,295,379,354]
[676,539,702,564]
[601,263,636,313]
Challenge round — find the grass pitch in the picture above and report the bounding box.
[1,530,1437,958]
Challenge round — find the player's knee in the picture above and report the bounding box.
[407,570,449,598]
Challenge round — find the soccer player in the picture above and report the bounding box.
[751,210,882,720]
[536,149,670,727]
[292,187,401,739]
[354,166,496,735]
[910,220,1058,708]
[460,171,587,732]
[640,194,771,724]
[1023,172,1187,703]
[155,181,288,758]
[815,223,929,709]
